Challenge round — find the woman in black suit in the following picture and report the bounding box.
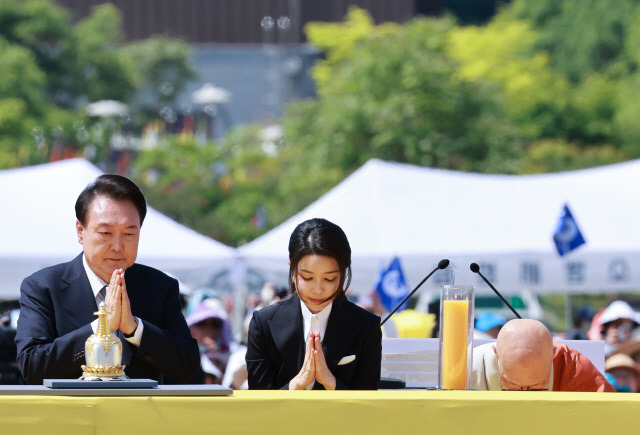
[246,218,382,390]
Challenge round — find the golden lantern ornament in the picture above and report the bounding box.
[81,302,127,380]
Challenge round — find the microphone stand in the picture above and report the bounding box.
[381,259,449,326]
[470,263,521,319]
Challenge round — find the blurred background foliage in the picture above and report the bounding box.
[1,0,639,247]
[0,0,193,168]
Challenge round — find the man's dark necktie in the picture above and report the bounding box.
[96,285,107,306]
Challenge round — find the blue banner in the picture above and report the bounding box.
[553,204,586,256]
[374,257,410,312]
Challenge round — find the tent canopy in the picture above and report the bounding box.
[240,159,640,295]
[0,159,235,299]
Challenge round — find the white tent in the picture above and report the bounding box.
[239,159,640,296]
[0,159,236,299]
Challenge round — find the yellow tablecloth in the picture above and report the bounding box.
[2,390,639,434]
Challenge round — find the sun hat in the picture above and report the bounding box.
[605,353,640,377]
[186,299,232,350]
[599,300,640,325]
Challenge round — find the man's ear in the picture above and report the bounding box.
[492,344,498,358]
[76,220,85,245]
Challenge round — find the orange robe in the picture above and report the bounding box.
[551,342,615,392]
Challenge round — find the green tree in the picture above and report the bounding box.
[0,0,76,107]
[133,134,227,237]
[287,10,524,175]
[0,0,195,169]
[0,38,45,166]
[452,1,635,164]
[133,125,301,246]
[501,0,639,83]
[446,16,570,140]
[614,6,640,157]
[519,139,628,174]
[71,4,135,105]
[121,36,196,124]
[0,1,132,108]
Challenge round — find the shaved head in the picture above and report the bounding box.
[495,319,553,390]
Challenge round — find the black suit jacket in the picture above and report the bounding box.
[246,295,382,390]
[15,253,200,385]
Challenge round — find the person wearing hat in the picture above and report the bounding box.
[473,319,615,391]
[610,336,640,366]
[598,300,640,355]
[187,299,232,384]
[605,353,640,392]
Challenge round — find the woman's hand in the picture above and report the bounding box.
[311,332,336,390]
[289,334,316,390]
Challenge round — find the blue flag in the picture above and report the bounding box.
[374,257,410,312]
[553,204,586,256]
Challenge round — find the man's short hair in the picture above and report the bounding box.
[75,174,147,226]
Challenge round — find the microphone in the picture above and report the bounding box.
[469,263,521,319]
[381,259,450,326]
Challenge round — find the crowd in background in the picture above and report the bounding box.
[586,300,640,392]
[1,285,639,392]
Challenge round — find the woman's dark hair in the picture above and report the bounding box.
[75,174,147,226]
[288,218,352,302]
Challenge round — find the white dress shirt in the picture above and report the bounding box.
[300,299,332,343]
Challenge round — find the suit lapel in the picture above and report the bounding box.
[60,254,99,327]
[322,298,359,370]
[268,296,305,381]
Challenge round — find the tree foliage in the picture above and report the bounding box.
[446,16,570,140]
[288,11,525,175]
[498,0,640,158]
[519,139,628,174]
[121,36,196,123]
[500,0,639,83]
[0,0,194,169]
[132,126,309,245]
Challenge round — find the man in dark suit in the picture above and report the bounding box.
[15,174,200,384]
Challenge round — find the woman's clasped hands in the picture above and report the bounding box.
[289,331,336,390]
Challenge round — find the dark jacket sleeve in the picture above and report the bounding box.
[245,308,287,389]
[128,271,200,383]
[15,275,92,385]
